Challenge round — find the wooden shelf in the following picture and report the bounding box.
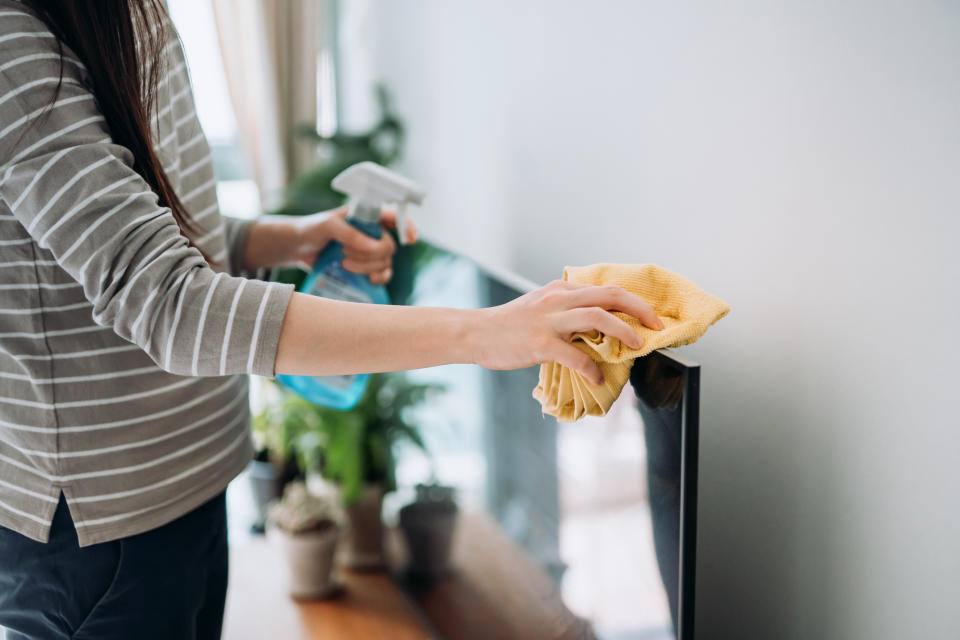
[224,510,589,640]
[223,536,432,640]
[389,511,592,640]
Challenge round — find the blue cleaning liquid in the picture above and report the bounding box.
[275,218,389,410]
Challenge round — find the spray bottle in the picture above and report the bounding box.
[275,161,425,410]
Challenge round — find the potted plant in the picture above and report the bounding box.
[248,387,321,533]
[267,482,342,599]
[295,372,443,569]
[399,482,459,579]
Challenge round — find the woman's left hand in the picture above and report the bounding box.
[294,207,418,285]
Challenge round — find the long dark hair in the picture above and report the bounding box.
[23,0,203,252]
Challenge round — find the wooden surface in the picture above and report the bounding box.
[223,535,433,640]
[295,571,434,640]
[224,510,588,640]
[390,511,593,640]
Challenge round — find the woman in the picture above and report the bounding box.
[0,1,662,638]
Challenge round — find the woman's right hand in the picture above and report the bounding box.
[472,280,664,386]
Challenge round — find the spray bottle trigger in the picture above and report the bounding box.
[396,201,409,245]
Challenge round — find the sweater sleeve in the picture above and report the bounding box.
[221,215,273,282]
[222,216,255,277]
[0,18,294,377]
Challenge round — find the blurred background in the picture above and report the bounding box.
[167,1,960,639]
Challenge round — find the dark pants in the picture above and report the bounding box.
[0,492,229,640]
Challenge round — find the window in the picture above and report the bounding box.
[166,0,261,220]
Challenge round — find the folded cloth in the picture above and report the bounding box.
[532,264,729,422]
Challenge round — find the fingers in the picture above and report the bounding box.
[341,228,396,263]
[341,233,394,283]
[368,267,393,285]
[329,218,382,253]
[558,307,644,349]
[545,279,587,291]
[339,220,396,281]
[406,218,418,243]
[379,208,419,243]
[379,208,398,227]
[342,255,392,275]
[342,252,393,283]
[553,342,604,386]
[567,285,664,330]
[303,209,398,285]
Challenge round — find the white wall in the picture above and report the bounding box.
[364,2,960,638]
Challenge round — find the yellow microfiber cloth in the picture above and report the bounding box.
[532,264,730,422]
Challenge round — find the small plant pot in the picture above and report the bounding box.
[247,459,284,534]
[269,524,342,600]
[338,484,386,570]
[399,499,458,579]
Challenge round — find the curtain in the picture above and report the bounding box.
[211,0,322,209]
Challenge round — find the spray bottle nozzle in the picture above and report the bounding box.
[331,162,425,245]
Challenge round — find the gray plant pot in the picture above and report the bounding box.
[247,459,285,534]
[399,498,458,579]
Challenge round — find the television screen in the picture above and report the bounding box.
[386,239,699,640]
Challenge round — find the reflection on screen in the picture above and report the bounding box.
[387,242,686,640]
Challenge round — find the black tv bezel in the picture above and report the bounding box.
[647,347,699,640]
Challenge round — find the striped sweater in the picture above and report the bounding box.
[0,2,294,545]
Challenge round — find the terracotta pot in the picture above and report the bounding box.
[338,484,385,570]
[269,524,342,599]
[399,500,458,578]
